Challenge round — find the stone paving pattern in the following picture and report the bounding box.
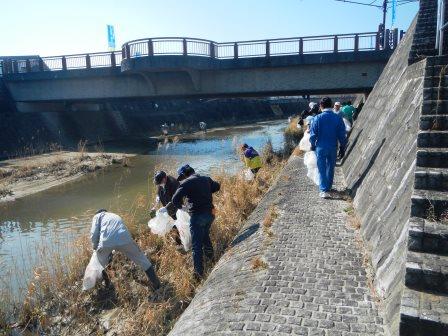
[169,157,384,335]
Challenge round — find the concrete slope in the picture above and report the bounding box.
[169,157,384,335]
[341,17,424,334]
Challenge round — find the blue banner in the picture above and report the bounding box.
[391,0,397,27]
[107,25,115,50]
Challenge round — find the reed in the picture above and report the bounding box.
[0,143,285,335]
[283,117,303,156]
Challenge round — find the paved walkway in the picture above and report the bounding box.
[169,157,384,336]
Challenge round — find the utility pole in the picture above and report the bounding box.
[382,0,388,48]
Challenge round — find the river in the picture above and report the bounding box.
[0,120,287,303]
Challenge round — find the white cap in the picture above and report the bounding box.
[334,102,341,106]
[309,102,316,109]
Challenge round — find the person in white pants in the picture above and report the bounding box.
[90,209,160,290]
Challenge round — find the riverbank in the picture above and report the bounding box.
[169,155,384,335]
[0,151,132,203]
[0,144,286,335]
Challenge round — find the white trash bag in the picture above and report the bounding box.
[175,209,192,251]
[299,131,312,152]
[303,151,320,186]
[343,118,352,133]
[82,251,104,291]
[148,209,175,236]
[243,169,255,181]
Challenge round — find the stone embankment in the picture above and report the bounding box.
[169,156,384,335]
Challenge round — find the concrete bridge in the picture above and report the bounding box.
[0,30,403,112]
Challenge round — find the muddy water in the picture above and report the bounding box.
[0,120,287,300]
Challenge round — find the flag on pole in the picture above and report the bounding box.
[391,0,397,27]
[107,25,115,51]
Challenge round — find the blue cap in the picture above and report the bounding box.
[177,164,191,176]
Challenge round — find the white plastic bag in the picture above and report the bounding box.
[343,118,352,132]
[303,151,320,185]
[243,169,255,181]
[82,251,104,291]
[299,131,312,152]
[175,209,192,251]
[148,209,175,236]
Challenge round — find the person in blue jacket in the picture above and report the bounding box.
[309,97,347,199]
[164,164,220,279]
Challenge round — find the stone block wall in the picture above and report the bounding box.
[409,0,438,64]
[342,17,426,334]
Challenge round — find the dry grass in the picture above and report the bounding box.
[1,144,285,335]
[262,205,278,238]
[283,117,304,156]
[250,257,268,271]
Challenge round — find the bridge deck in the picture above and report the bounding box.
[169,157,384,335]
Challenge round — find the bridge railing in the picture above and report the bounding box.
[0,29,403,76]
[0,51,123,75]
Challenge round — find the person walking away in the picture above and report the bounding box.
[165,164,220,280]
[152,171,183,247]
[310,97,347,199]
[91,209,161,290]
[333,102,342,115]
[241,144,263,174]
[341,101,355,124]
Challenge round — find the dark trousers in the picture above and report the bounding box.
[190,212,214,276]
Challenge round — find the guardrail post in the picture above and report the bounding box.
[148,39,154,56]
[210,42,215,58]
[26,59,31,72]
[354,34,359,52]
[392,28,399,49]
[12,61,18,73]
[266,41,270,58]
[375,32,381,50]
[122,46,126,59]
[39,59,44,71]
[183,39,187,56]
[299,38,303,55]
[384,29,390,49]
[61,56,67,70]
[333,35,338,53]
[125,44,130,58]
[111,52,116,67]
[86,54,91,69]
[234,43,238,59]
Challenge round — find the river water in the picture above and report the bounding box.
[0,120,287,302]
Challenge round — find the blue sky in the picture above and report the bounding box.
[1,0,419,57]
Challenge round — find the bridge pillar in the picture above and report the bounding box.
[183,39,187,56]
[61,56,67,71]
[148,39,154,56]
[210,42,215,58]
[110,53,116,67]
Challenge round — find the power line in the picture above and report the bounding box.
[333,0,383,8]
